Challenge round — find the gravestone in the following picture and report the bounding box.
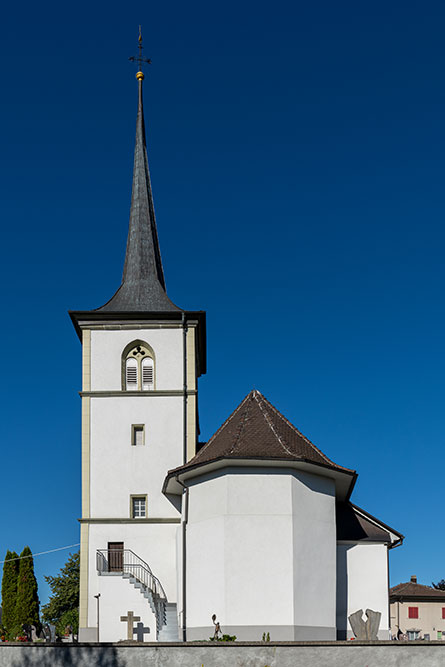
[349,609,381,640]
[366,609,381,640]
[42,624,57,643]
[120,611,141,641]
[348,610,366,639]
[133,621,150,641]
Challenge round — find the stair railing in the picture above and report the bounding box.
[96,548,167,634]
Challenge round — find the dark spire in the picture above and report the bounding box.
[97,47,180,312]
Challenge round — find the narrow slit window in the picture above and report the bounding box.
[132,424,145,446]
[126,357,138,390]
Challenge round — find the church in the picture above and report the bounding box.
[69,57,403,643]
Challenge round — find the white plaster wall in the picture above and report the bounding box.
[337,543,389,639]
[92,573,157,643]
[86,522,178,636]
[90,328,183,391]
[90,396,183,517]
[291,473,336,630]
[187,514,227,631]
[186,473,293,631]
[185,469,336,637]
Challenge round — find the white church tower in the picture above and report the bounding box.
[70,58,206,642]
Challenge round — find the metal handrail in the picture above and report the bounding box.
[96,548,167,601]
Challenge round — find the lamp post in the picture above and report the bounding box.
[94,594,101,642]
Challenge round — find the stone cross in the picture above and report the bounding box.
[133,621,150,642]
[120,611,141,641]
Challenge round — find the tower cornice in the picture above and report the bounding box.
[69,309,207,376]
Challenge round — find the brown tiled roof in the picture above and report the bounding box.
[182,390,354,473]
[390,582,445,599]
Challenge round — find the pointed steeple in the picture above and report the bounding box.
[97,67,180,312]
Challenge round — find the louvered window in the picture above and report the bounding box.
[123,342,155,391]
[126,358,138,390]
[142,358,154,391]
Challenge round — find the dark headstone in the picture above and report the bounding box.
[133,622,150,641]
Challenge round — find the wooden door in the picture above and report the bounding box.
[108,542,124,572]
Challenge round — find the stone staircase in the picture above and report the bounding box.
[122,573,179,640]
[97,548,179,641]
[157,603,180,641]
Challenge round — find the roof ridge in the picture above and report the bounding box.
[257,391,338,467]
[254,392,294,457]
[192,392,252,462]
[228,394,252,455]
[402,581,432,589]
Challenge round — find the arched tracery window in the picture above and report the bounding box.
[122,342,155,391]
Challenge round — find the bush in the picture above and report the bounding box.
[56,608,79,636]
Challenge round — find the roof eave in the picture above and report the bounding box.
[390,593,445,602]
[350,502,404,545]
[163,456,357,500]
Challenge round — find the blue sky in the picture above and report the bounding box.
[1,0,445,606]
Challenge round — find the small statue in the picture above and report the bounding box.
[212,614,221,640]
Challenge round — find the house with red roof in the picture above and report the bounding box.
[390,576,445,641]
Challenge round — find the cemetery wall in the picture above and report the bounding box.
[2,641,445,667]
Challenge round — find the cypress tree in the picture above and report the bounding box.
[1,551,19,634]
[15,546,40,630]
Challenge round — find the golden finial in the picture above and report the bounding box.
[129,26,151,80]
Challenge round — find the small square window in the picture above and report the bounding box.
[131,496,147,518]
[131,424,145,446]
[408,607,418,619]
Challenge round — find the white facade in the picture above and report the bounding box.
[183,468,337,641]
[336,542,390,640]
[77,321,198,642]
[74,316,399,643]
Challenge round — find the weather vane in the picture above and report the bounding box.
[128,26,151,77]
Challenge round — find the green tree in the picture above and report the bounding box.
[433,579,445,590]
[41,552,79,635]
[15,546,40,630]
[1,551,19,635]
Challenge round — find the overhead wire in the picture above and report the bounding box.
[0,543,80,564]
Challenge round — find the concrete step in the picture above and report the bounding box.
[118,566,178,641]
[157,602,179,642]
